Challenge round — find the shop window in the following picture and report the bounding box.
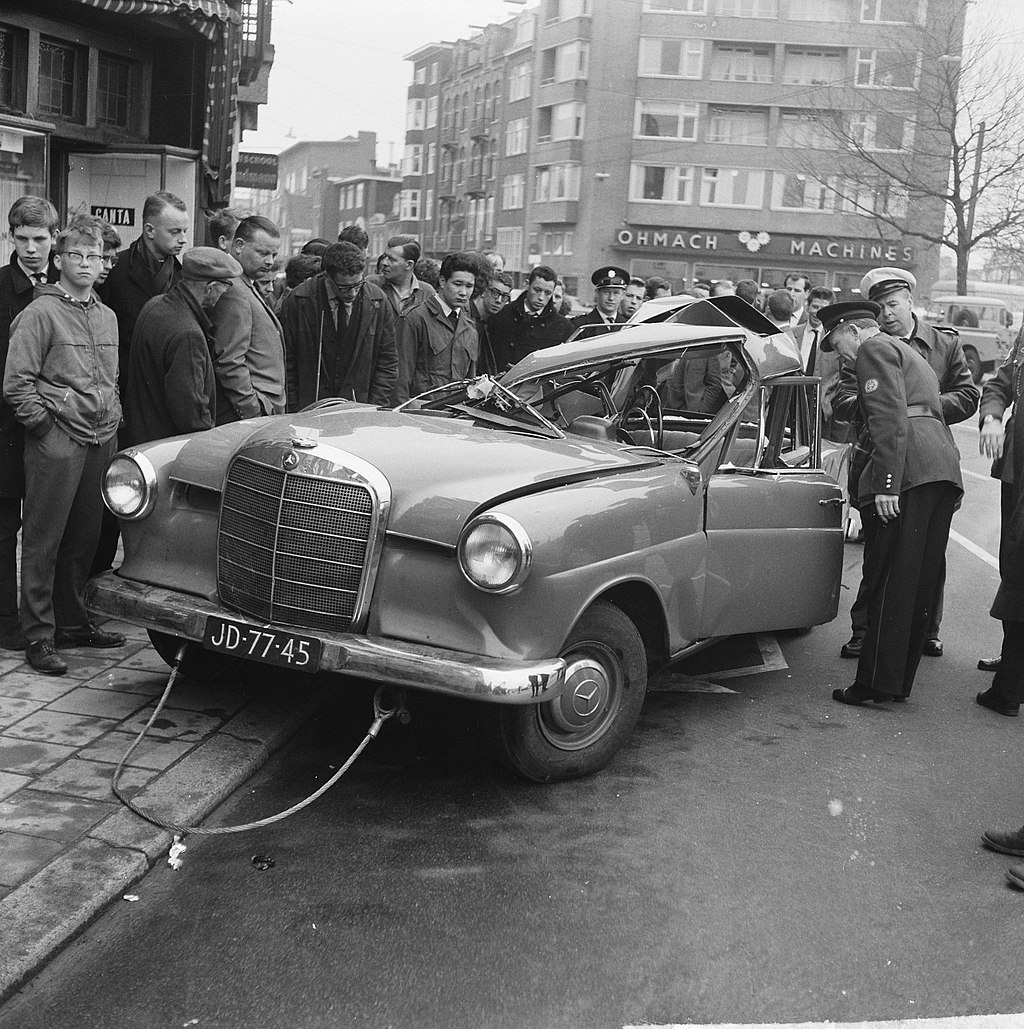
[97,54,132,129]
[38,37,85,121]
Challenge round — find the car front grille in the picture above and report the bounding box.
[217,455,376,632]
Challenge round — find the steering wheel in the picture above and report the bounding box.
[619,384,664,449]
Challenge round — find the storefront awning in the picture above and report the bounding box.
[65,0,240,41]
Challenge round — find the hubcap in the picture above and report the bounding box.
[538,644,622,750]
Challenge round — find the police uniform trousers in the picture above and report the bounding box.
[855,480,959,697]
[21,428,116,642]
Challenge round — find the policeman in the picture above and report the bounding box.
[834,266,979,660]
[571,266,631,332]
[819,301,963,705]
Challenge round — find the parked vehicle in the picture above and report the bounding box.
[87,298,845,781]
[923,295,1014,381]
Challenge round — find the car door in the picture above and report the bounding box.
[698,376,845,637]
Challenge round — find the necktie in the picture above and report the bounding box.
[33,273,45,286]
[449,310,460,332]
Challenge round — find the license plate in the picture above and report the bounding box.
[203,616,322,673]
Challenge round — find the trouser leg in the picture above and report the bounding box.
[20,429,88,642]
[850,502,885,638]
[0,496,21,622]
[992,621,1024,703]
[926,559,945,639]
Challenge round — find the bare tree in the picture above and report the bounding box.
[787,0,1024,293]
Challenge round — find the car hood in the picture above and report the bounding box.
[167,406,661,545]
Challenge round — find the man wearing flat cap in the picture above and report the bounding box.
[819,301,963,706]
[834,266,978,660]
[571,266,631,334]
[123,246,242,446]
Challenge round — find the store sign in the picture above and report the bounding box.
[90,206,135,227]
[615,227,914,264]
[235,152,279,191]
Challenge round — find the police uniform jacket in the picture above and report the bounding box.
[570,308,627,331]
[832,317,979,430]
[851,330,963,508]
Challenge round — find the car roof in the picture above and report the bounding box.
[930,295,1007,307]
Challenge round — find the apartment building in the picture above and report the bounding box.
[399,0,960,298]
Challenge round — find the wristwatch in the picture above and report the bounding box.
[982,415,997,426]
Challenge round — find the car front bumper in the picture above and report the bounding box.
[86,572,566,705]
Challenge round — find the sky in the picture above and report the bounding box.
[244,0,1024,164]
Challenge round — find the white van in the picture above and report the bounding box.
[923,295,1013,381]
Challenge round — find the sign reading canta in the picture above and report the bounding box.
[235,152,279,191]
[90,206,135,226]
[615,227,914,264]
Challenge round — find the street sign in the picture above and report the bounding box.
[236,152,279,190]
[90,205,135,226]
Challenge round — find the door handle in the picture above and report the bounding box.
[819,497,844,507]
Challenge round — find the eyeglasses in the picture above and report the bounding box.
[333,278,365,296]
[101,253,118,267]
[487,288,512,304]
[63,251,103,265]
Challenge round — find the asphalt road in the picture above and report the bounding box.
[2,421,1022,1029]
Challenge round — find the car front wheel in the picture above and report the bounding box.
[491,601,648,782]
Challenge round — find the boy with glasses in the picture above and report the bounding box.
[471,271,513,376]
[4,222,124,675]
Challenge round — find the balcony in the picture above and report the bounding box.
[465,173,488,196]
[469,117,492,139]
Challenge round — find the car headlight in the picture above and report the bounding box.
[102,451,157,520]
[458,514,532,594]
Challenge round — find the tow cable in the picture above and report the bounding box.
[112,644,407,869]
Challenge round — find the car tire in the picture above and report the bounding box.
[963,347,982,383]
[147,629,243,683]
[491,601,648,782]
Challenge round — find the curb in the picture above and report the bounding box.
[0,680,333,1000]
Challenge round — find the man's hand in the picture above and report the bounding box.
[875,493,900,523]
[980,418,1005,461]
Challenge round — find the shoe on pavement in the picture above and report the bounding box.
[923,638,943,657]
[840,636,863,659]
[978,656,1001,672]
[26,639,67,676]
[832,683,892,706]
[983,827,1024,858]
[55,622,126,649]
[976,687,1020,718]
[1006,864,1024,890]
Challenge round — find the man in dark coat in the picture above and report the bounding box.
[486,264,574,373]
[280,241,398,411]
[123,248,242,446]
[0,196,59,648]
[833,267,978,659]
[571,266,631,335]
[820,301,964,706]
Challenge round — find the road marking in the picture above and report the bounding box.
[949,528,999,571]
[649,635,786,693]
[648,676,739,694]
[626,1015,1024,1029]
[961,466,994,482]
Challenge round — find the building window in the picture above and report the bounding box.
[513,13,535,46]
[430,62,439,84]
[426,95,438,128]
[96,53,132,128]
[635,100,699,140]
[638,37,704,78]
[427,142,436,175]
[630,163,694,203]
[710,44,773,82]
[509,62,531,102]
[837,179,909,217]
[771,173,834,211]
[642,0,707,11]
[496,227,523,271]
[788,0,850,17]
[860,0,920,23]
[403,144,423,176]
[716,0,778,15]
[38,38,84,121]
[777,111,836,148]
[414,66,426,85]
[850,111,913,151]
[699,167,765,208]
[542,231,574,256]
[534,163,580,203]
[424,188,434,221]
[406,98,424,131]
[355,183,364,207]
[505,117,529,155]
[542,41,590,83]
[538,101,585,142]
[543,0,591,21]
[707,107,768,145]
[855,48,917,88]
[399,189,421,221]
[502,173,525,210]
[782,48,843,85]
[0,26,27,113]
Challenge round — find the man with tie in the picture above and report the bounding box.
[0,196,59,650]
[210,215,287,423]
[793,286,834,374]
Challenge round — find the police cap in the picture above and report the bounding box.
[818,300,883,352]
[859,266,916,302]
[591,266,630,290]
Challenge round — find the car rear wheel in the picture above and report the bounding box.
[491,601,648,782]
[963,347,982,383]
[147,629,243,683]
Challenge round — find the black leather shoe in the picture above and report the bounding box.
[978,656,1001,672]
[26,639,67,676]
[55,622,126,649]
[923,638,943,657]
[1007,865,1024,890]
[840,636,863,659]
[983,826,1024,858]
[832,683,891,706]
[976,687,1020,717]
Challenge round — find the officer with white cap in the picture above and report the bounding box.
[817,300,964,706]
[833,266,979,660]
[571,266,631,332]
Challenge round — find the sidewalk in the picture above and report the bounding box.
[0,619,332,1000]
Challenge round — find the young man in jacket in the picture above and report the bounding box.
[486,264,574,373]
[4,222,125,675]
